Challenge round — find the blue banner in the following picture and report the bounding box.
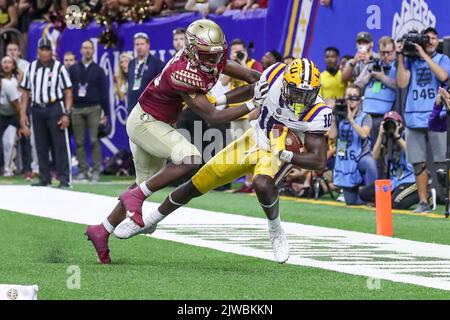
[308,0,450,71]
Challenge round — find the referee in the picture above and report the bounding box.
[20,38,73,187]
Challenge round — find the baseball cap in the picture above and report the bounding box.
[384,111,403,125]
[356,32,373,42]
[38,37,52,49]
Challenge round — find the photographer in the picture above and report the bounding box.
[342,32,379,83]
[330,84,377,205]
[355,36,397,143]
[359,111,420,209]
[396,27,450,213]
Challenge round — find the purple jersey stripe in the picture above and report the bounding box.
[306,105,328,122]
[268,66,286,89]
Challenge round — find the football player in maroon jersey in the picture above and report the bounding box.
[85,19,269,264]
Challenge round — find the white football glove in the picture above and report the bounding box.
[253,80,269,106]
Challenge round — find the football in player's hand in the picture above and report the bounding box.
[272,124,304,153]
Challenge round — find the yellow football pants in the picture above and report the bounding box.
[192,128,292,194]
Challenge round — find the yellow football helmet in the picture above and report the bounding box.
[185,19,227,73]
[281,58,321,117]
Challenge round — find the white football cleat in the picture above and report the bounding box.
[270,228,290,264]
[114,217,157,239]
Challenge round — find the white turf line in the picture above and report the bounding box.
[2,185,450,292]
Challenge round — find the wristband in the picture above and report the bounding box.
[215,104,226,111]
[215,95,227,106]
[279,150,294,163]
[244,100,256,111]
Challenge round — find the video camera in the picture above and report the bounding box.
[401,31,430,57]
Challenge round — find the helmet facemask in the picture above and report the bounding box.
[189,44,224,73]
[283,80,319,118]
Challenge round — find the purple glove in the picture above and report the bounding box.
[429,103,447,132]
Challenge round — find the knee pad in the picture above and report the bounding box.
[413,163,427,176]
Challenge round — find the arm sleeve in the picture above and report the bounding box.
[362,114,373,129]
[59,65,73,90]
[20,64,31,90]
[306,106,333,133]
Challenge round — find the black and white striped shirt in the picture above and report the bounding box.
[20,59,72,104]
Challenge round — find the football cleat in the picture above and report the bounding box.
[119,188,146,227]
[114,216,157,239]
[269,228,290,264]
[85,224,111,264]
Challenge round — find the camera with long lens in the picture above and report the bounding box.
[383,118,398,136]
[368,58,383,72]
[333,98,347,118]
[401,31,430,57]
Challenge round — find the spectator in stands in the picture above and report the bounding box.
[226,0,247,10]
[243,0,268,12]
[342,32,378,83]
[6,42,29,75]
[330,84,377,205]
[69,40,109,183]
[127,32,164,114]
[172,27,186,53]
[319,47,346,101]
[0,59,31,177]
[359,111,422,209]
[17,0,32,35]
[0,55,32,178]
[396,27,450,213]
[354,36,397,143]
[63,51,77,70]
[149,0,174,14]
[6,42,37,177]
[261,50,282,70]
[283,55,295,66]
[185,0,229,16]
[0,0,18,30]
[221,38,263,193]
[114,52,132,102]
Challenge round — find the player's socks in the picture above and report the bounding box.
[267,215,282,235]
[139,182,152,197]
[102,219,115,234]
[145,209,166,226]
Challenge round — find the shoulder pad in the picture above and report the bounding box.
[170,70,206,91]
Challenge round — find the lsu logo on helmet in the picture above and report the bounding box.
[282,58,321,118]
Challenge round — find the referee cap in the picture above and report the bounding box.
[38,38,52,50]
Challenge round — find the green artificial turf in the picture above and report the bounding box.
[2,176,450,299]
[0,209,449,300]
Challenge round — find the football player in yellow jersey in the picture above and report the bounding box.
[114,58,332,264]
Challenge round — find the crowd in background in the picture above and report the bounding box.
[1,0,450,213]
